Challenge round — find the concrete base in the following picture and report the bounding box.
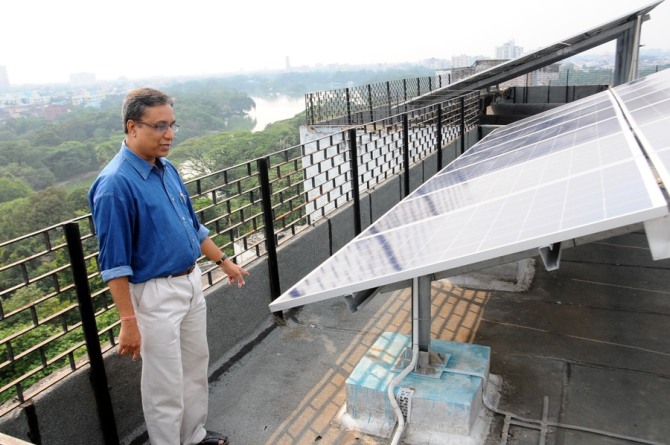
[448,258,536,292]
[340,332,500,444]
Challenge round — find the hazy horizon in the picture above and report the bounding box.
[2,0,669,85]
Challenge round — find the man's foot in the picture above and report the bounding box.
[197,430,229,445]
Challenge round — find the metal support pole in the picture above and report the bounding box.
[628,14,642,81]
[258,158,283,318]
[64,223,119,445]
[436,104,443,171]
[21,401,41,444]
[416,275,432,355]
[402,113,410,197]
[348,129,362,235]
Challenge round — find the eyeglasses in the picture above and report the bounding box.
[135,120,179,133]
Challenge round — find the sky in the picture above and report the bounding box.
[1,0,669,85]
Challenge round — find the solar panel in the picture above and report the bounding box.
[269,71,670,312]
[611,68,670,187]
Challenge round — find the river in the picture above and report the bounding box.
[180,94,306,179]
[248,95,305,132]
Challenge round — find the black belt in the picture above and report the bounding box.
[172,264,195,277]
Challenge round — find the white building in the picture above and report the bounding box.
[495,40,523,59]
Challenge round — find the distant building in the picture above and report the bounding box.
[448,58,560,89]
[451,59,510,83]
[451,54,471,68]
[435,69,453,86]
[496,40,523,59]
[0,65,9,90]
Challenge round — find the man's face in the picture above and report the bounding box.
[126,103,176,164]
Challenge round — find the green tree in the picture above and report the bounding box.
[94,138,121,165]
[45,141,98,181]
[22,187,75,231]
[67,187,91,213]
[0,162,56,190]
[0,177,32,203]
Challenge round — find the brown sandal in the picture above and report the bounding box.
[198,430,229,445]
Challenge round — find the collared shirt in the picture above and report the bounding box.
[88,143,209,283]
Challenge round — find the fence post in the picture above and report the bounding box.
[346,88,352,125]
[348,129,362,236]
[367,84,374,123]
[386,82,392,119]
[459,96,466,155]
[257,158,283,319]
[64,222,119,445]
[402,113,410,197]
[307,93,315,126]
[436,104,443,171]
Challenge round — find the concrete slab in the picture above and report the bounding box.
[555,364,670,444]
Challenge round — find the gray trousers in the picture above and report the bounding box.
[130,265,210,445]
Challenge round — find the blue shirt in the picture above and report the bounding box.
[88,143,209,283]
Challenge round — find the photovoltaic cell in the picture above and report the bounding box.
[269,70,670,312]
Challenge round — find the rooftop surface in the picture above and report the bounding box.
[151,228,670,445]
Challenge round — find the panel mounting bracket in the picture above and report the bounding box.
[539,242,562,271]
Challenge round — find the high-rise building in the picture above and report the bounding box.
[0,65,9,90]
[451,54,471,68]
[495,40,523,59]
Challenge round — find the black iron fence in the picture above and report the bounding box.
[304,65,669,127]
[0,91,481,419]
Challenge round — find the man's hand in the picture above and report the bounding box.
[221,261,249,288]
[118,319,141,361]
[107,276,141,360]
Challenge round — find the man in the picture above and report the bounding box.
[88,87,248,445]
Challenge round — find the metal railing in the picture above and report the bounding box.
[0,90,481,420]
[305,74,453,126]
